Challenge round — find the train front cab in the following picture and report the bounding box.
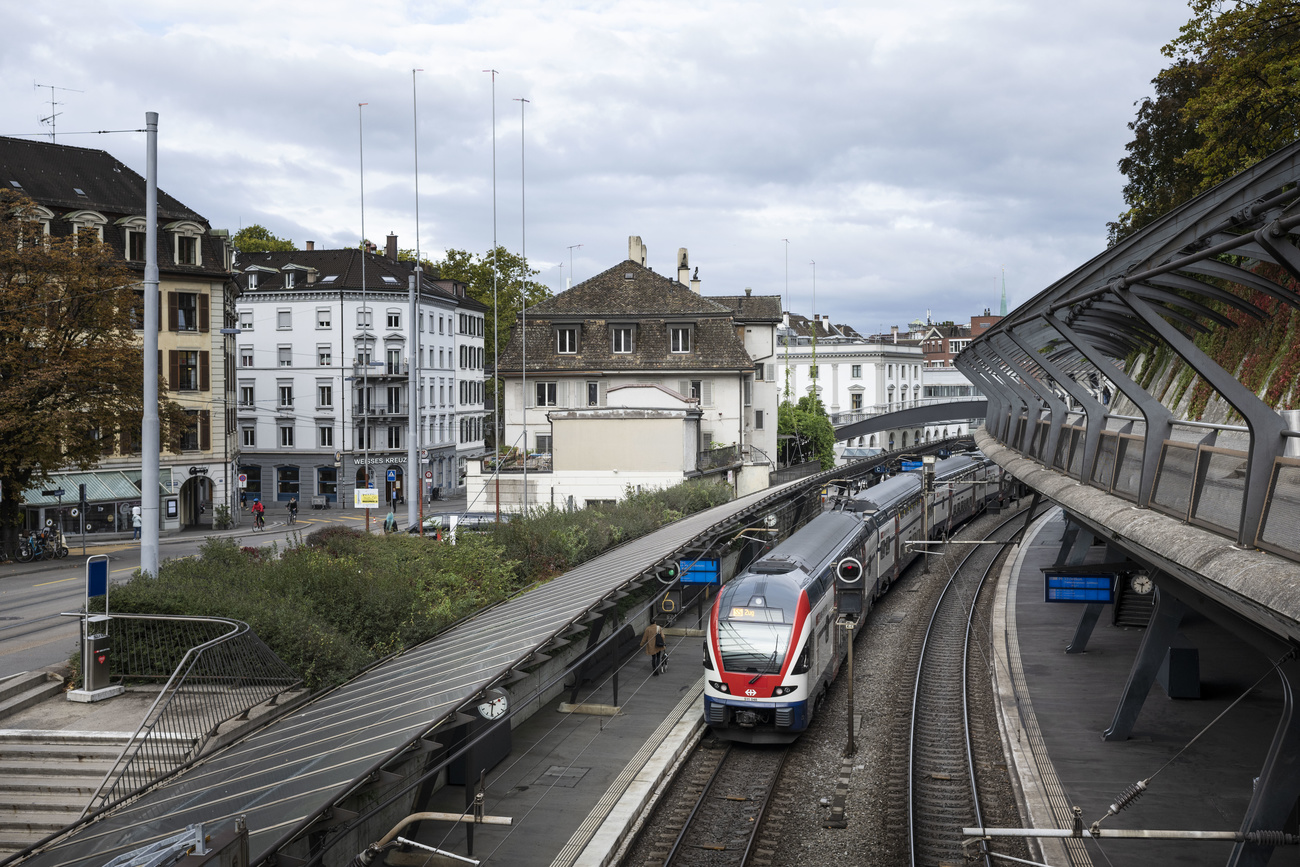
[704,577,813,744]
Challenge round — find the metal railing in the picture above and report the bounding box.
[80,614,301,815]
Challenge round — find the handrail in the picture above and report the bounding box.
[75,613,300,817]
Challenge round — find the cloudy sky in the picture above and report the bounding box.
[3,0,1191,332]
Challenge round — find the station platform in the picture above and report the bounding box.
[994,508,1300,867]
[407,627,708,867]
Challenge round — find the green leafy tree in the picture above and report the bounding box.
[1110,0,1300,242]
[0,191,189,546]
[232,224,298,253]
[777,395,836,470]
[434,246,551,372]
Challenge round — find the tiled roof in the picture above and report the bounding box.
[232,249,481,308]
[0,136,228,279]
[498,316,755,373]
[527,261,735,317]
[708,294,782,321]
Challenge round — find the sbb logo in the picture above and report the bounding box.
[745,688,757,696]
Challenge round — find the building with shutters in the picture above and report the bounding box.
[473,236,781,510]
[0,136,236,533]
[231,238,485,509]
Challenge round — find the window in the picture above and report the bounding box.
[851,393,863,411]
[670,326,691,353]
[279,425,295,447]
[177,351,199,391]
[888,364,894,378]
[535,382,557,406]
[387,426,402,448]
[439,316,445,334]
[386,385,402,413]
[317,384,333,407]
[240,346,253,367]
[176,292,198,331]
[279,384,294,408]
[241,426,255,447]
[387,310,401,329]
[357,309,373,328]
[317,309,331,329]
[587,382,599,406]
[318,345,332,366]
[612,326,633,353]
[239,384,255,407]
[277,466,299,495]
[278,346,292,367]
[851,364,862,378]
[277,309,291,330]
[177,235,198,266]
[248,272,259,291]
[241,466,262,497]
[239,309,253,330]
[555,327,578,354]
[319,425,334,448]
[284,271,296,289]
[318,467,337,498]
[536,433,552,453]
[386,349,402,374]
[127,230,147,261]
[755,410,764,430]
[743,377,753,406]
[181,410,201,451]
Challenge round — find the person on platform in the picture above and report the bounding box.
[640,620,666,675]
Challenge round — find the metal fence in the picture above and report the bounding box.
[83,614,301,814]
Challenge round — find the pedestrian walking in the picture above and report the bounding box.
[132,511,142,540]
[640,621,666,676]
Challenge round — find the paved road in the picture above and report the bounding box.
[0,509,374,680]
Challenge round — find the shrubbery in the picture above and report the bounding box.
[98,479,732,693]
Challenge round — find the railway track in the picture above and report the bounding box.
[642,737,790,867]
[908,507,1035,867]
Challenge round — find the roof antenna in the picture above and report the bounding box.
[34,82,83,143]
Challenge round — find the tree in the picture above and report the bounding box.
[0,191,189,545]
[232,224,297,253]
[777,395,836,470]
[1110,0,1300,242]
[434,246,552,373]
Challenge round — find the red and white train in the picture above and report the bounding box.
[702,451,1002,743]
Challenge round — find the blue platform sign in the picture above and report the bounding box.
[901,460,923,471]
[386,469,397,482]
[87,558,108,598]
[679,559,720,585]
[1044,571,1116,603]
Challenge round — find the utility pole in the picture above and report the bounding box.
[141,112,160,577]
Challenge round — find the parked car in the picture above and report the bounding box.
[406,512,511,536]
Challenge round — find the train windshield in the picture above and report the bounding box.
[715,578,800,672]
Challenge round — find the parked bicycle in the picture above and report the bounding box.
[17,525,67,562]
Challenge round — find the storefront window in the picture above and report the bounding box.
[318,467,337,500]
[277,466,299,499]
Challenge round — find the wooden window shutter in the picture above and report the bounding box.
[556,381,568,407]
[199,410,211,451]
[702,380,713,407]
[677,380,688,399]
[167,292,178,332]
[168,351,180,390]
[598,381,608,406]
[199,351,210,391]
[158,291,164,332]
[198,294,210,333]
[158,350,165,389]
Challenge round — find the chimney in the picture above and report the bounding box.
[386,233,398,262]
[782,311,789,327]
[677,248,690,284]
[690,266,700,294]
[307,267,317,285]
[306,240,315,251]
[745,287,752,297]
[628,235,647,266]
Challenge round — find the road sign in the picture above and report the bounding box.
[237,473,248,488]
[424,471,433,480]
[386,469,397,482]
[368,480,375,488]
[42,489,66,497]
[420,449,428,459]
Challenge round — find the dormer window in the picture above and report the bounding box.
[669,325,692,354]
[165,221,204,266]
[556,326,579,354]
[248,272,259,291]
[64,210,107,244]
[285,271,295,289]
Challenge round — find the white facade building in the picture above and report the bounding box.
[232,241,485,508]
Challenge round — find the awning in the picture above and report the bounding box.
[22,470,166,506]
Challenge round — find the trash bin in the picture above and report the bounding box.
[84,633,111,692]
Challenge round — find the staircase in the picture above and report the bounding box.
[1113,586,1155,628]
[0,671,62,720]
[0,730,129,858]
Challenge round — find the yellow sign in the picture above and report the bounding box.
[354,488,380,508]
[729,607,758,619]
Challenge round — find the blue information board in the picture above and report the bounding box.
[679,559,720,585]
[1044,571,1115,603]
[87,558,108,598]
[901,460,923,471]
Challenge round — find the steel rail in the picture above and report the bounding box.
[909,505,1042,867]
[661,743,732,867]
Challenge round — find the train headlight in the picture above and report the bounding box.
[772,685,798,697]
[709,680,729,693]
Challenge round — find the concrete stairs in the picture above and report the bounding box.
[0,671,63,720]
[0,731,128,857]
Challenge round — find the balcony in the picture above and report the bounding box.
[351,360,408,379]
[353,403,408,418]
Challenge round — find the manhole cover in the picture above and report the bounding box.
[536,766,590,788]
